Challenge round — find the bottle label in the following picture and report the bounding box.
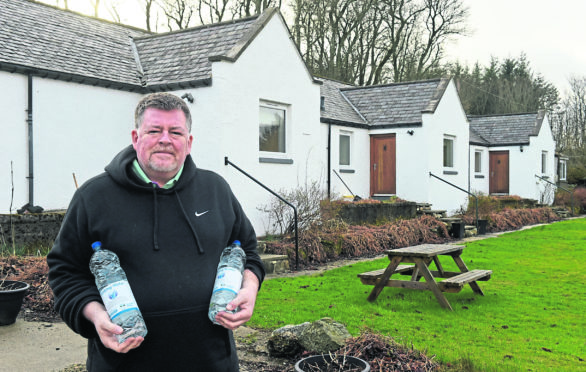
[99,280,140,321]
[212,267,242,295]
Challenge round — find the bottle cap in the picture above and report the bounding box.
[233,240,241,246]
[91,241,102,251]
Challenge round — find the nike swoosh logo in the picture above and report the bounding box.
[195,210,209,217]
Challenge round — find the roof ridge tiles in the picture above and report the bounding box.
[134,12,262,40]
[340,77,443,91]
[467,112,538,119]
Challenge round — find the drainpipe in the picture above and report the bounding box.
[327,123,331,199]
[26,73,34,206]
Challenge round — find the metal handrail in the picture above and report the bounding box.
[224,157,299,270]
[534,174,574,216]
[429,172,479,227]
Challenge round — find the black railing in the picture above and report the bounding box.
[429,172,479,227]
[535,174,574,216]
[224,157,299,270]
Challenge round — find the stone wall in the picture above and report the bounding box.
[0,212,64,248]
[336,202,417,225]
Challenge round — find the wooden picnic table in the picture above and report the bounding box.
[358,244,492,310]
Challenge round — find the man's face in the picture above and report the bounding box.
[132,108,193,184]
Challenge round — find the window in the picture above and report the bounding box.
[259,105,286,153]
[541,151,547,174]
[474,150,482,173]
[339,132,351,166]
[443,136,454,168]
[559,159,567,181]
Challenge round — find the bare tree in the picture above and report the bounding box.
[292,0,468,85]
[158,0,196,30]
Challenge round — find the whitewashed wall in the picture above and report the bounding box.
[1,71,29,214]
[469,144,490,195]
[521,116,556,203]
[179,14,323,236]
[1,73,139,214]
[328,125,370,199]
[421,81,470,214]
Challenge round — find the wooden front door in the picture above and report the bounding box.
[370,134,396,196]
[489,151,509,194]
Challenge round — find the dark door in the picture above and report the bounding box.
[489,151,509,194]
[370,134,396,195]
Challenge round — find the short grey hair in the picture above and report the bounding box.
[134,92,192,132]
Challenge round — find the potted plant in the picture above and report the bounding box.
[295,353,370,372]
[0,276,29,326]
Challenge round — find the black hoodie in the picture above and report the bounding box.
[47,145,264,371]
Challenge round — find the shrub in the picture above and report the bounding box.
[461,207,560,232]
[257,180,329,235]
[265,215,450,269]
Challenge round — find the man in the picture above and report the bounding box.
[47,92,265,371]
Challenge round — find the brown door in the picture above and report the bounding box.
[489,151,509,194]
[370,134,396,195]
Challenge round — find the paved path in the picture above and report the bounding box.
[0,319,86,372]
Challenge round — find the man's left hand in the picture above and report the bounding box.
[215,269,259,330]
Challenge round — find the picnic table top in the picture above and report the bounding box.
[386,244,464,257]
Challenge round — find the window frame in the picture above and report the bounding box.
[559,159,567,181]
[474,150,482,173]
[541,151,548,174]
[443,135,455,168]
[259,101,288,156]
[339,131,352,167]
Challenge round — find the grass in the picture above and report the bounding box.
[248,218,586,371]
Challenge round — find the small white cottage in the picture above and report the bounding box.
[468,111,557,204]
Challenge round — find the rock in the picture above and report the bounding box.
[267,330,302,357]
[267,319,352,356]
[298,317,351,354]
[267,322,310,357]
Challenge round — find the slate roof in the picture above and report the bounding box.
[468,111,545,146]
[0,0,276,91]
[339,78,450,127]
[317,78,367,126]
[0,0,148,89]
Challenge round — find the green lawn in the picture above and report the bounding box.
[249,218,586,371]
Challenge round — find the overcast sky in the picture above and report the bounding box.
[444,0,586,97]
[44,0,585,97]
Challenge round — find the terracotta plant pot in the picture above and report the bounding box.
[0,280,29,326]
[295,354,370,372]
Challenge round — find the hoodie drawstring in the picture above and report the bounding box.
[151,185,160,251]
[174,190,204,254]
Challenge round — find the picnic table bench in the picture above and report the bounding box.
[358,244,492,310]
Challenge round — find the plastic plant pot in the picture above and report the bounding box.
[295,354,370,372]
[0,280,29,326]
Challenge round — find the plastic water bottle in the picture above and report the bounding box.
[208,240,246,324]
[89,241,147,343]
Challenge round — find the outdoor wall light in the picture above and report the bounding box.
[407,130,414,135]
[181,93,194,103]
[520,145,524,152]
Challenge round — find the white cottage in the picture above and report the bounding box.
[1,0,322,235]
[468,111,557,204]
[320,77,471,214]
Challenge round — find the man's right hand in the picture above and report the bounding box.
[82,301,144,353]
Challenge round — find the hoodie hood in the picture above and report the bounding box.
[104,145,203,253]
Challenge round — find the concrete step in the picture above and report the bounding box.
[260,253,290,275]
